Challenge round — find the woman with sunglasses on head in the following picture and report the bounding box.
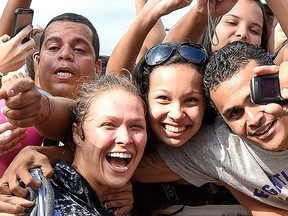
[106,0,288,214]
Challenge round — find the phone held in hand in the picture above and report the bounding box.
[11,8,34,43]
[250,74,288,104]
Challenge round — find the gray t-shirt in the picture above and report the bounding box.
[157,117,288,210]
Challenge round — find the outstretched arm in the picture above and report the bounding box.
[0,0,32,36]
[266,0,288,37]
[134,0,166,63]
[266,0,288,65]
[164,0,237,43]
[106,0,192,75]
[221,183,288,215]
[0,71,74,141]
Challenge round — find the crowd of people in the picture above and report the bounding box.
[0,0,288,215]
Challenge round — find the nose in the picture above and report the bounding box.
[115,125,132,146]
[246,106,264,126]
[58,45,74,61]
[235,25,248,41]
[167,102,186,121]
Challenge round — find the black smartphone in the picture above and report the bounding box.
[11,8,34,43]
[250,74,288,104]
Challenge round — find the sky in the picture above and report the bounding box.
[0,0,194,56]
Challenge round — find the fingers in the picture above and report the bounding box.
[101,183,134,215]
[0,146,56,196]
[0,34,10,43]
[0,174,29,198]
[263,103,288,117]
[0,123,27,159]
[253,65,279,75]
[279,61,288,98]
[0,72,34,99]
[0,194,33,214]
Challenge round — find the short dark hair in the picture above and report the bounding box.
[203,41,274,109]
[40,12,100,60]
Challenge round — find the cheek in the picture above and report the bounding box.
[85,129,113,149]
[249,35,262,46]
[187,106,205,122]
[228,122,246,136]
[134,133,147,151]
[78,58,97,75]
[148,103,166,122]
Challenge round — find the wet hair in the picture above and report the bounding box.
[203,41,274,110]
[71,75,146,142]
[39,12,100,61]
[132,42,206,102]
[199,0,269,54]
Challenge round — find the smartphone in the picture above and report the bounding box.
[11,8,34,43]
[250,74,288,104]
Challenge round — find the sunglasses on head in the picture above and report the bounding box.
[145,43,208,66]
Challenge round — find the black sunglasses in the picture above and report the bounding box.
[145,43,208,66]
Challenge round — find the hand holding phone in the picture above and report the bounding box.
[11,8,34,44]
[250,74,288,104]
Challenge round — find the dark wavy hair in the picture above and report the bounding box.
[204,41,274,110]
[132,42,207,103]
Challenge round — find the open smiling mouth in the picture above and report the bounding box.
[55,69,74,77]
[164,124,187,133]
[106,152,132,170]
[250,120,276,137]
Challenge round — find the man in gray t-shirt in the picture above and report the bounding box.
[155,42,288,212]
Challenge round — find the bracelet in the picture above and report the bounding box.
[35,94,51,125]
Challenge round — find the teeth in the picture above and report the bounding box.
[107,152,132,158]
[165,125,186,133]
[57,72,72,76]
[253,122,274,136]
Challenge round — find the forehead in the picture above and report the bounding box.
[87,89,145,119]
[44,21,94,44]
[223,0,263,24]
[150,64,203,88]
[210,61,258,113]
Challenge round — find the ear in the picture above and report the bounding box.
[72,123,84,146]
[95,59,102,76]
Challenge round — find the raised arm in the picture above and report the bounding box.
[164,0,237,43]
[134,0,166,63]
[266,0,288,37]
[266,0,288,65]
[0,26,35,75]
[106,0,192,75]
[0,0,32,36]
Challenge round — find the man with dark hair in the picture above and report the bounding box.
[145,41,288,213]
[35,12,102,99]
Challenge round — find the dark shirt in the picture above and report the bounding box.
[52,161,116,216]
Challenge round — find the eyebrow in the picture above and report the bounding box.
[153,88,203,95]
[45,36,91,47]
[222,106,238,119]
[224,14,263,28]
[221,94,251,118]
